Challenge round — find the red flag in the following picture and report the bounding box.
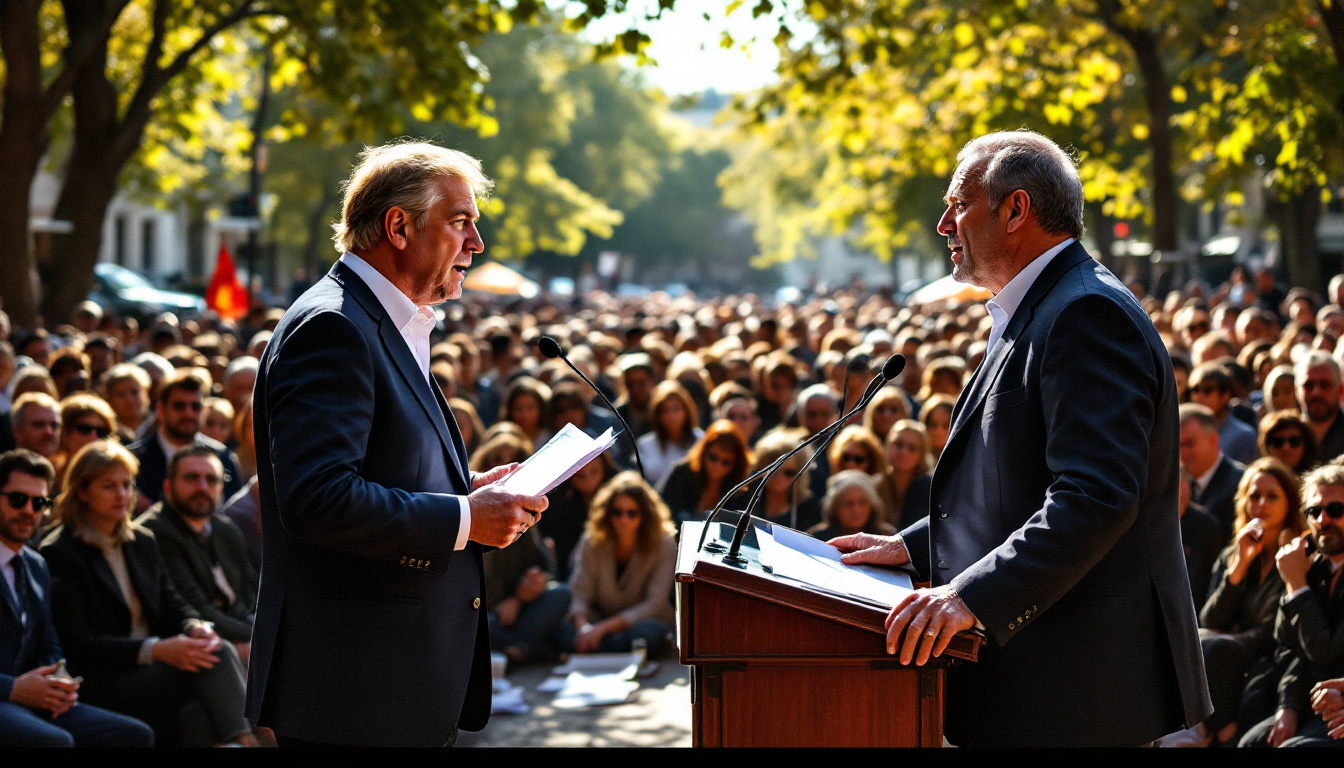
[206,239,249,320]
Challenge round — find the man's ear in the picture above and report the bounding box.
[384,207,411,251]
[1002,189,1032,234]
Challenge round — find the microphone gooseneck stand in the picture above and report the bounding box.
[538,336,647,482]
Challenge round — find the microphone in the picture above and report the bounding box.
[539,336,647,481]
[699,355,906,560]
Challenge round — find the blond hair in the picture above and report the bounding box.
[54,440,140,542]
[333,141,493,253]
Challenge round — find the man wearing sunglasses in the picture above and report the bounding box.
[1296,352,1344,464]
[1187,363,1260,466]
[0,449,153,746]
[1234,464,1344,747]
[128,368,243,510]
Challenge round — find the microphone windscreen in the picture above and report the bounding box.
[881,354,907,380]
[846,354,871,373]
[538,336,563,360]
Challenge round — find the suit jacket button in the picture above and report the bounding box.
[472,597,481,610]
[1008,622,1016,630]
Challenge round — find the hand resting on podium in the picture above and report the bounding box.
[830,532,979,667]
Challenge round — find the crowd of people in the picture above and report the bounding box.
[2,260,1344,746]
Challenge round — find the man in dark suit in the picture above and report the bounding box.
[1180,403,1247,545]
[1297,352,1344,463]
[0,449,153,747]
[128,368,242,509]
[1178,467,1222,608]
[246,142,548,747]
[834,131,1211,746]
[137,446,258,662]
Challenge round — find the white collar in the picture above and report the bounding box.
[1195,452,1224,492]
[987,238,1075,321]
[340,252,422,331]
[0,545,18,570]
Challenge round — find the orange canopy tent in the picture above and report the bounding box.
[462,261,539,299]
[906,274,993,306]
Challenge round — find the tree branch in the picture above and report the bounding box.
[40,1,133,122]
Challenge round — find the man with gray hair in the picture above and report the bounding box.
[246,142,547,747]
[834,131,1210,745]
[220,356,259,414]
[1296,351,1344,462]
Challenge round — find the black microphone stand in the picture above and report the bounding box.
[538,336,647,481]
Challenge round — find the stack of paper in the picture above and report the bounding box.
[540,652,643,709]
[757,524,914,608]
[502,423,618,496]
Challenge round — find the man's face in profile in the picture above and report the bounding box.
[403,176,483,304]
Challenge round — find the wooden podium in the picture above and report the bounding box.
[676,520,981,747]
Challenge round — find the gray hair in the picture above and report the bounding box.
[822,469,883,522]
[333,141,493,254]
[1301,463,1344,499]
[957,131,1085,239]
[796,383,838,412]
[1294,350,1340,385]
[223,356,260,383]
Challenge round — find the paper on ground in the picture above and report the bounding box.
[501,423,618,496]
[490,679,530,715]
[758,524,913,608]
[551,672,639,709]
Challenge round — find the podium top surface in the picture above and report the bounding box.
[677,519,981,664]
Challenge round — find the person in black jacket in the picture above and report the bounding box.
[657,419,752,525]
[0,449,152,747]
[1179,466,1222,610]
[1181,404,1248,545]
[39,441,251,746]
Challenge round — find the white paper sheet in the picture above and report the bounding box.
[501,423,618,496]
[759,524,914,608]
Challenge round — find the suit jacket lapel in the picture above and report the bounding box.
[0,557,21,623]
[331,262,470,491]
[946,242,1093,448]
[83,540,130,612]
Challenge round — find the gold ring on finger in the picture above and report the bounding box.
[925,628,937,637]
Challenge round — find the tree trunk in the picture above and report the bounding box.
[0,117,46,327]
[1121,28,1180,255]
[1277,186,1322,292]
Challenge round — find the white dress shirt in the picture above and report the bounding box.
[1193,453,1223,499]
[1,546,27,626]
[984,238,1075,353]
[339,253,471,551]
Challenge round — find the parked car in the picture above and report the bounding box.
[88,263,205,320]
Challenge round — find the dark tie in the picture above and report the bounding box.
[10,556,30,627]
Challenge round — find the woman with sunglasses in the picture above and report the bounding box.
[1258,410,1320,475]
[52,394,117,487]
[657,419,752,525]
[1198,457,1308,746]
[747,429,821,532]
[38,441,253,746]
[828,425,888,481]
[562,471,676,656]
[876,420,935,531]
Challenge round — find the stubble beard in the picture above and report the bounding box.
[1318,527,1344,556]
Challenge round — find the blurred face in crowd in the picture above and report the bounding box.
[78,464,133,531]
[702,439,736,484]
[925,405,952,456]
[1269,376,1298,413]
[930,370,963,398]
[569,457,607,500]
[1243,470,1289,532]
[158,387,204,443]
[767,371,795,408]
[14,405,59,459]
[765,456,804,494]
[870,398,904,443]
[202,407,233,445]
[0,472,50,550]
[222,369,256,412]
[939,158,1009,290]
[887,429,925,476]
[165,454,224,520]
[1297,364,1341,424]
[832,487,874,534]
[656,397,689,439]
[400,176,483,304]
[1173,367,1190,403]
[1178,420,1220,478]
[1180,312,1210,349]
[836,442,873,474]
[1189,379,1230,419]
[623,368,654,408]
[452,407,477,448]
[67,415,112,459]
[1288,299,1315,327]
[606,492,643,544]
[802,395,838,437]
[508,393,542,436]
[1264,426,1306,470]
[1303,482,1344,557]
[719,399,758,442]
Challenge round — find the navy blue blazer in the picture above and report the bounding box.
[245,261,490,747]
[0,547,61,700]
[902,242,1212,746]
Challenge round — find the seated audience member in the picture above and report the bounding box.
[748,429,821,532]
[1259,410,1321,476]
[39,441,252,746]
[828,425,887,480]
[0,449,153,747]
[448,397,486,455]
[135,446,257,664]
[1181,403,1248,543]
[876,420,934,531]
[808,470,895,541]
[915,357,966,405]
[862,385,910,444]
[218,479,261,575]
[658,419,752,524]
[1239,464,1344,748]
[98,363,151,443]
[712,384,760,445]
[563,471,676,657]
[47,348,91,400]
[53,394,117,484]
[468,430,533,474]
[796,384,840,499]
[541,455,616,581]
[1189,362,1261,465]
[918,393,956,460]
[127,368,242,508]
[218,357,257,416]
[1178,466,1222,609]
[200,398,234,447]
[1297,352,1344,463]
[1199,457,1306,745]
[1261,365,1298,417]
[1303,677,1344,745]
[498,376,552,450]
[11,367,59,402]
[484,527,571,663]
[636,381,703,489]
[10,393,61,461]
[230,396,256,483]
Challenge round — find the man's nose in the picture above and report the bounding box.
[937,208,956,236]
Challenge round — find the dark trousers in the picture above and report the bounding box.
[79,641,248,746]
[488,584,571,662]
[0,700,155,747]
[557,618,671,657]
[1241,711,1343,748]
